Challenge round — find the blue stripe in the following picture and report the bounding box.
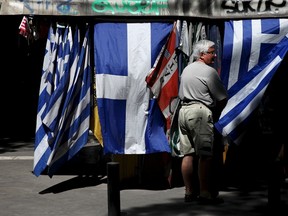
[239,20,252,80]
[220,21,234,88]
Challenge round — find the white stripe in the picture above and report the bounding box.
[33,134,49,169]
[96,74,128,99]
[35,104,46,132]
[228,20,243,89]
[125,23,151,153]
[249,20,262,71]
[0,156,33,160]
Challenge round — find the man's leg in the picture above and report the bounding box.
[181,154,196,201]
[198,156,213,199]
[198,155,224,204]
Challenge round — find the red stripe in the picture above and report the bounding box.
[157,70,178,111]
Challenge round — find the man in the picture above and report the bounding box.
[178,39,228,204]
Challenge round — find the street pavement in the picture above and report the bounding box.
[0,138,287,216]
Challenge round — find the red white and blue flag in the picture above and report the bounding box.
[145,21,179,130]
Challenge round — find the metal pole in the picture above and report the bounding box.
[107,162,121,216]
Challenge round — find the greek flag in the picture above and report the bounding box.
[33,26,91,177]
[215,19,288,145]
[94,23,172,154]
[34,25,61,177]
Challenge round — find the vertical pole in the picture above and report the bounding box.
[107,162,121,216]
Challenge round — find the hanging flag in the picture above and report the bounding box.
[34,25,74,177]
[19,16,30,38]
[178,20,190,58]
[54,26,72,85]
[90,71,103,146]
[168,20,189,157]
[145,21,179,131]
[34,26,91,177]
[94,23,172,154]
[215,19,288,145]
[41,26,73,134]
[47,27,91,175]
[34,24,58,177]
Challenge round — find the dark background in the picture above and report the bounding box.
[0,15,46,140]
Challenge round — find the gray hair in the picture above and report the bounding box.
[191,39,215,62]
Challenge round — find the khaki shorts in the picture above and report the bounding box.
[178,102,214,156]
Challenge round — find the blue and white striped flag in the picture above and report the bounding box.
[34,25,59,177]
[215,19,288,145]
[94,23,172,154]
[33,26,90,177]
[41,26,73,136]
[47,28,91,175]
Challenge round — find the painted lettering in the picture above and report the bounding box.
[19,0,78,15]
[21,0,34,13]
[57,0,72,14]
[92,0,168,15]
[221,0,286,14]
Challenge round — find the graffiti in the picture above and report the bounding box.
[20,0,78,15]
[18,0,167,15]
[57,0,78,15]
[7,0,288,17]
[91,0,168,15]
[21,0,34,13]
[221,0,286,14]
